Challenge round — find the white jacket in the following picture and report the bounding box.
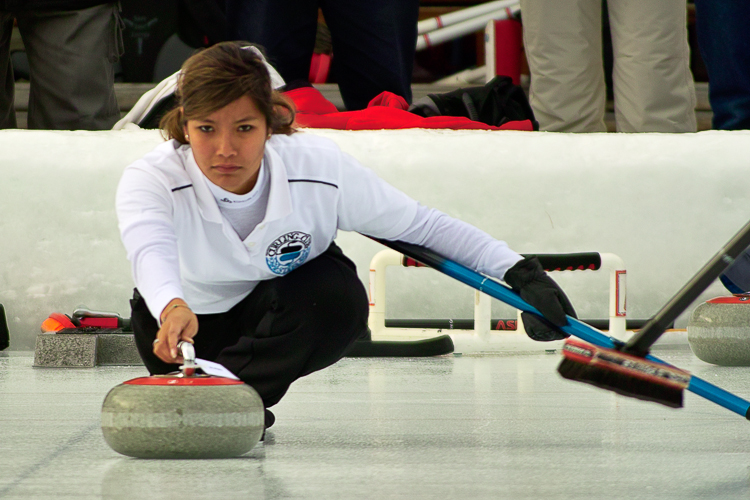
[116,133,522,320]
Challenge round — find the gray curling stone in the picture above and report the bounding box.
[102,375,264,458]
[687,296,750,366]
[101,343,263,458]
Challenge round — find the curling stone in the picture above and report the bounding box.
[687,296,750,366]
[101,342,264,458]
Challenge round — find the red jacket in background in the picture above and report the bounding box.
[285,86,535,132]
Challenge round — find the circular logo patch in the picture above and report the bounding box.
[266,232,312,275]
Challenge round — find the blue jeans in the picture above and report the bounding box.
[225,0,419,111]
[694,0,750,130]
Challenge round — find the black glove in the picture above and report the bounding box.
[503,257,577,341]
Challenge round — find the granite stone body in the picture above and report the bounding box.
[687,297,750,366]
[34,332,143,367]
[96,334,142,366]
[34,333,97,367]
[101,378,264,459]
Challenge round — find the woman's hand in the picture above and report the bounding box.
[503,256,577,341]
[153,299,198,364]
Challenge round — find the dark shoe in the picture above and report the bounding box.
[260,409,275,442]
[264,409,275,429]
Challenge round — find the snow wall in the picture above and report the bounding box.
[1,128,749,350]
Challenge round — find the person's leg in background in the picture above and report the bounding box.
[16,4,121,130]
[607,0,696,133]
[0,12,17,129]
[520,0,606,132]
[694,0,750,130]
[321,0,419,110]
[131,243,368,410]
[225,0,319,85]
[719,247,750,296]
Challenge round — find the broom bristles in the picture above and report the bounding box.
[558,338,691,409]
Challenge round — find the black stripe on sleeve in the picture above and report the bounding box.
[171,184,193,192]
[288,179,339,189]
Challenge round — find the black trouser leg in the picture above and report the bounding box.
[225,0,419,110]
[0,12,17,129]
[225,0,319,85]
[323,0,419,109]
[130,243,368,408]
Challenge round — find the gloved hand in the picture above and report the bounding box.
[503,257,577,341]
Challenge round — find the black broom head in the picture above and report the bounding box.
[557,338,691,409]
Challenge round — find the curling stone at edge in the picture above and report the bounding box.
[687,296,750,366]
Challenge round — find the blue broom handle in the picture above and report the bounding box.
[378,240,750,419]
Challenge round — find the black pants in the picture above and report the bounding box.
[225,0,419,111]
[131,243,368,408]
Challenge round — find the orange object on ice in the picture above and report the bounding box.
[40,313,77,332]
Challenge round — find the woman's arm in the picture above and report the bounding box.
[116,166,185,320]
[393,204,523,280]
[335,151,575,341]
[334,151,521,279]
[116,165,198,362]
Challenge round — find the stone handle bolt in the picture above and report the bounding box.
[178,341,197,377]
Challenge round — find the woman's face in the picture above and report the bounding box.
[185,95,269,195]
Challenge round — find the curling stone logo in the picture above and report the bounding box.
[266,232,312,275]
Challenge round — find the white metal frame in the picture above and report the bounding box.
[416,0,521,51]
[416,1,522,85]
[367,249,627,353]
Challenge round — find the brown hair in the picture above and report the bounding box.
[160,42,296,143]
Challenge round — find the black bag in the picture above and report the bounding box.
[409,76,538,130]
